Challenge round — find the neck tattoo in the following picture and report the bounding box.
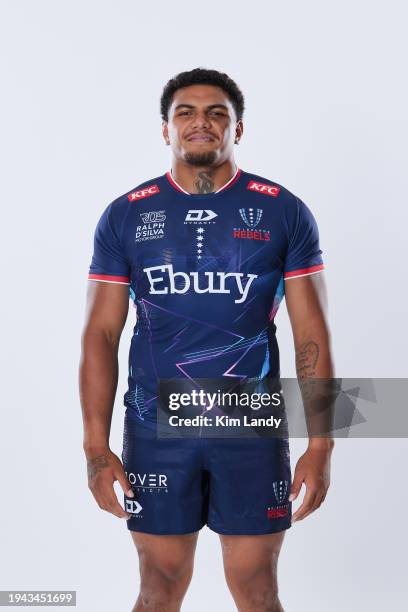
[194,172,215,194]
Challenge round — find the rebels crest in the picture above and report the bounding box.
[239,208,263,228]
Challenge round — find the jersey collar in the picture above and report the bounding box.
[166,167,242,195]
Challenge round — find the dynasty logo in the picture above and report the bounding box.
[184,210,217,224]
[143,264,258,304]
[125,499,143,516]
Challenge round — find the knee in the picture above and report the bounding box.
[237,587,281,612]
[224,564,280,612]
[138,558,193,609]
[156,557,193,583]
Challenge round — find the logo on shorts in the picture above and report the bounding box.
[125,499,143,515]
[273,480,289,504]
[127,184,160,201]
[247,180,280,198]
[126,472,169,493]
[267,504,289,520]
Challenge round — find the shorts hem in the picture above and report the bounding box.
[126,522,205,536]
[206,522,292,536]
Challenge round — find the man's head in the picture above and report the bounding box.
[160,68,245,167]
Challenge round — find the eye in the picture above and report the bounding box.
[178,111,192,116]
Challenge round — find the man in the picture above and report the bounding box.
[80,67,335,612]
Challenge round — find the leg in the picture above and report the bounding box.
[130,531,199,612]
[220,531,286,612]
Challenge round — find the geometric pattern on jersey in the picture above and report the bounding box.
[88,168,324,424]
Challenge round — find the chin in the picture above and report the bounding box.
[183,150,218,167]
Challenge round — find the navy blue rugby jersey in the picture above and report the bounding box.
[88,168,324,424]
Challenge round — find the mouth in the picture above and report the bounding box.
[186,133,216,143]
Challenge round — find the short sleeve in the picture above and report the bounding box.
[283,198,325,280]
[88,202,131,285]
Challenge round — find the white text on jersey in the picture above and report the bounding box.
[143,265,258,304]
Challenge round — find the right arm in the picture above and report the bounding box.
[79,281,134,519]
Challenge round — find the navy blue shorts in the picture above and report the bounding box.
[122,413,292,536]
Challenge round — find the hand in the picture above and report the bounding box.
[86,448,134,519]
[289,445,333,522]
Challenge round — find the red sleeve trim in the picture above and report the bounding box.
[284,263,325,280]
[88,273,130,285]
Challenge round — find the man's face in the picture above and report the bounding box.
[163,84,243,167]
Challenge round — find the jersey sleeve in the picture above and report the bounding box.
[88,202,131,285]
[283,198,325,280]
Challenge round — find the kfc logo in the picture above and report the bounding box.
[128,184,160,201]
[247,181,280,198]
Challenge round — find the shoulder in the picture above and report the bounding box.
[104,173,166,222]
[241,170,318,221]
[110,173,165,209]
[240,170,299,204]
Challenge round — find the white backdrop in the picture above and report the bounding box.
[1,1,407,610]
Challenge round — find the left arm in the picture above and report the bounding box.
[285,271,335,521]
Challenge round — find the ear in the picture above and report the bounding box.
[162,121,170,145]
[235,120,244,145]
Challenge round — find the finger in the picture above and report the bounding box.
[115,468,134,498]
[92,485,130,519]
[316,487,330,508]
[292,488,318,522]
[289,473,305,502]
[102,491,130,519]
[313,491,326,510]
[301,491,325,519]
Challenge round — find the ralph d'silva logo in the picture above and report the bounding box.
[135,210,166,242]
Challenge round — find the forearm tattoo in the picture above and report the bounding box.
[296,341,319,379]
[296,341,321,416]
[87,454,109,481]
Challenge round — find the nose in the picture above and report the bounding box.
[191,111,211,129]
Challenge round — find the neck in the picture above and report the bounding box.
[170,159,237,194]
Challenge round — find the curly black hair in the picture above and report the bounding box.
[160,67,245,122]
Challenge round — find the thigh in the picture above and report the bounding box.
[131,531,199,577]
[220,532,286,610]
[131,532,199,611]
[220,531,286,573]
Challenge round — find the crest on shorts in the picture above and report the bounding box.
[273,480,289,504]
